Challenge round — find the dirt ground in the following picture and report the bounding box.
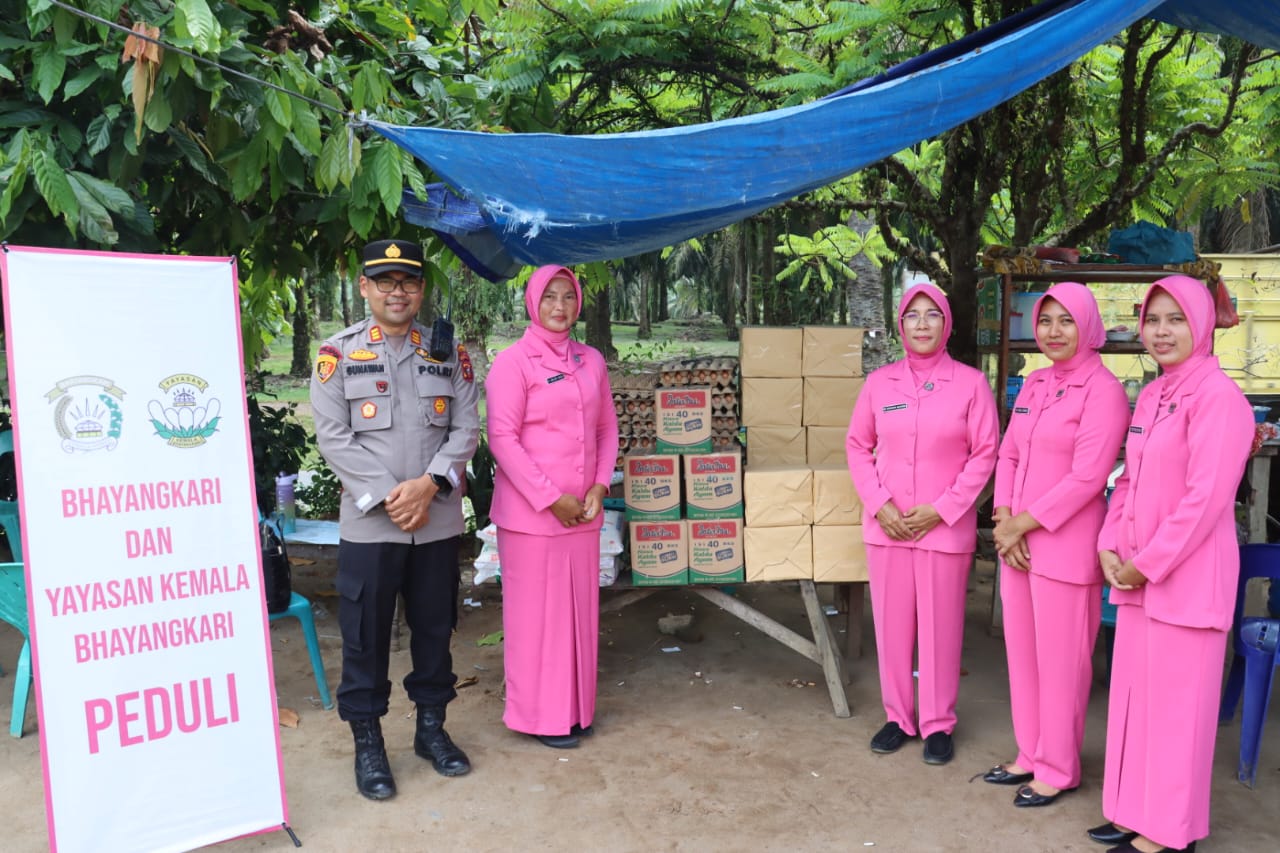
[2,556,1278,853]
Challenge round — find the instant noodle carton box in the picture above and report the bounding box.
[687,518,745,584]
[683,451,743,519]
[655,387,713,454]
[623,454,681,522]
[629,520,689,586]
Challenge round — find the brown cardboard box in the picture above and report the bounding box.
[629,520,689,586]
[812,524,868,582]
[743,466,813,528]
[802,326,865,377]
[806,426,847,466]
[655,387,713,454]
[739,327,803,378]
[740,377,803,427]
[683,451,743,519]
[811,464,862,526]
[745,426,807,466]
[745,525,813,581]
[803,377,865,426]
[623,454,681,522]
[687,518,745,584]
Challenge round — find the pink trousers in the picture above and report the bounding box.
[866,544,970,737]
[1000,567,1100,789]
[1103,605,1227,849]
[497,527,600,736]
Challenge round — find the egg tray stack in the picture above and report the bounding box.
[656,356,740,453]
[610,357,740,467]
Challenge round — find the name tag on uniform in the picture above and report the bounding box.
[547,373,566,384]
[1129,425,1144,434]
[1014,406,1030,414]
[881,403,907,412]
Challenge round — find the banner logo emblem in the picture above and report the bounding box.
[46,376,126,453]
[147,374,221,448]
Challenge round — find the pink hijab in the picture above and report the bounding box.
[897,281,953,374]
[522,264,583,362]
[1139,274,1217,402]
[1033,281,1105,383]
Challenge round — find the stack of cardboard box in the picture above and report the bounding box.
[624,444,745,588]
[738,326,868,583]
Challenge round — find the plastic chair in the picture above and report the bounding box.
[269,591,334,710]
[1219,543,1280,787]
[0,429,20,562]
[0,562,32,737]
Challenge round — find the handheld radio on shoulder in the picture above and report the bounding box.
[429,287,454,362]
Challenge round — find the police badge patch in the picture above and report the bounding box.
[316,344,341,383]
[457,343,474,382]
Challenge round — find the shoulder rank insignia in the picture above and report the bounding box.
[316,344,341,383]
[410,329,423,346]
[349,349,378,361]
[368,325,384,344]
[457,343,474,382]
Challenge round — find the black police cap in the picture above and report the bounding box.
[362,239,424,277]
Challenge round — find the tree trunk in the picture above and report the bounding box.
[289,277,312,378]
[584,285,617,360]
[637,268,652,339]
[846,214,890,372]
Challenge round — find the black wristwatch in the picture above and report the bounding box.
[431,474,453,496]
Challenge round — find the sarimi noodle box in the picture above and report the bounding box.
[623,454,681,521]
[629,520,688,585]
[655,387,712,454]
[682,451,742,519]
[687,518,744,584]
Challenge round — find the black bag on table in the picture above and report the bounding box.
[260,518,292,614]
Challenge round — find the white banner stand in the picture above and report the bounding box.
[1,245,290,853]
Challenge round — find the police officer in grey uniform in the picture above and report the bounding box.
[311,238,480,801]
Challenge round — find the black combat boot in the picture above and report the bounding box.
[349,718,396,800]
[414,704,471,777]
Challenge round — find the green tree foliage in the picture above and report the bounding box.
[0,0,502,361]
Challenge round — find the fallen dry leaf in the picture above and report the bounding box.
[456,675,479,689]
[278,707,300,728]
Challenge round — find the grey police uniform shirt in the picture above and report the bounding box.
[310,318,480,544]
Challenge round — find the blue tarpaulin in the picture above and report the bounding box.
[376,0,1280,279]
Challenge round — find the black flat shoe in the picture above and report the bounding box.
[1105,842,1196,853]
[870,721,910,754]
[983,764,1034,785]
[570,723,594,737]
[922,731,954,765]
[1088,823,1138,845]
[533,733,580,749]
[1013,784,1077,807]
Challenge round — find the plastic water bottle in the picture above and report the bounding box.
[275,472,298,534]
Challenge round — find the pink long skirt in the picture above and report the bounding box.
[1103,605,1227,849]
[497,527,600,736]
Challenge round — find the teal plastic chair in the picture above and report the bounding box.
[270,591,334,710]
[0,562,32,737]
[259,513,333,710]
[0,429,20,562]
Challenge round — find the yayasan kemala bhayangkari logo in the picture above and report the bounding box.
[46,376,126,453]
[147,373,221,448]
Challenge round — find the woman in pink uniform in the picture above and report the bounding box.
[1085,275,1252,853]
[984,283,1129,808]
[485,265,619,750]
[846,282,999,765]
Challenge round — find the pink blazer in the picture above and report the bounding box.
[1098,358,1253,630]
[486,336,619,536]
[846,355,999,553]
[995,360,1129,584]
